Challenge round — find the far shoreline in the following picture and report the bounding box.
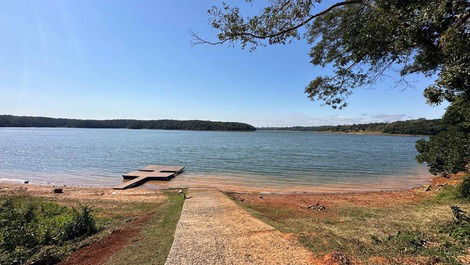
[311,130,430,137]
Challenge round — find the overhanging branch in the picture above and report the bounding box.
[192,0,367,45]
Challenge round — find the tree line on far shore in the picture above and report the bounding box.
[260,119,444,135]
[0,115,256,131]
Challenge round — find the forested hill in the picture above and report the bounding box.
[0,115,256,131]
[259,119,444,135]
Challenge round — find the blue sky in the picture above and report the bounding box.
[0,0,447,127]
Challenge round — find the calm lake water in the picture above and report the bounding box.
[0,128,432,192]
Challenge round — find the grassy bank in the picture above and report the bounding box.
[228,183,470,264]
[103,190,184,265]
[0,185,185,265]
[0,196,97,265]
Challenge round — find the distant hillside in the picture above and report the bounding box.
[259,119,444,135]
[0,115,256,131]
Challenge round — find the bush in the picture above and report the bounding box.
[442,206,470,246]
[61,206,97,241]
[0,196,97,265]
[459,175,470,199]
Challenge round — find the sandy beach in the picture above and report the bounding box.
[0,171,460,205]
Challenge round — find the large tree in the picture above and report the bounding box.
[197,0,470,175]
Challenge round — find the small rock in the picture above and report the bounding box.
[307,203,326,211]
[24,180,29,184]
[53,188,63,194]
[323,252,351,265]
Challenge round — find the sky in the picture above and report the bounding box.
[0,0,448,127]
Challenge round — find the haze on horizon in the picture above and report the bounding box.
[0,0,448,127]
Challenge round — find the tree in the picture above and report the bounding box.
[416,96,470,175]
[197,0,470,175]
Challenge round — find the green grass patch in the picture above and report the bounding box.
[104,190,185,265]
[0,195,97,265]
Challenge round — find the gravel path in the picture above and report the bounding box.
[165,188,313,265]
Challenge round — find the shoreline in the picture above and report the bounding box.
[259,129,429,137]
[313,130,429,137]
[0,168,436,194]
[0,172,460,197]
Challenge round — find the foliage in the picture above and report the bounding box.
[61,206,97,241]
[416,97,470,175]
[0,196,97,265]
[0,115,256,131]
[459,175,470,199]
[261,118,444,135]
[202,0,470,176]
[203,0,470,109]
[416,129,470,175]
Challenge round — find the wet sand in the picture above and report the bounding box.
[141,170,435,194]
[0,168,435,194]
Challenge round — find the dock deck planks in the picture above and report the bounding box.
[113,176,148,190]
[139,165,185,173]
[114,165,184,190]
[122,171,176,180]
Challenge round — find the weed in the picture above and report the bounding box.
[0,196,97,265]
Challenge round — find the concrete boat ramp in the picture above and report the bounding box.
[114,165,184,190]
[165,188,313,265]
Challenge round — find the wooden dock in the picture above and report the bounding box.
[114,165,185,190]
[139,165,185,174]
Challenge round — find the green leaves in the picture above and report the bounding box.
[204,0,470,174]
[0,197,97,265]
[204,0,470,108]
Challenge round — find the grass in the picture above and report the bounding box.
[0,189,178,265]
[0,196,97,265]
[103,190,185,265]
[229,184,470,264]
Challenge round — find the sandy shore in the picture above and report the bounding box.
[0,181,167,203]
[0,172,462,201]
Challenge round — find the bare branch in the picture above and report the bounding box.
[190,30,227,46]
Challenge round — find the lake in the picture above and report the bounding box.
[0,128,432,192]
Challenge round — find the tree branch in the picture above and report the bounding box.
[192,0,367,45]
[230,0,365,40]
[190,30,227,46]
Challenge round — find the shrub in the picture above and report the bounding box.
[458,175,470,199]
[0,196,97,265]
[442,206,470,246]
[61,206,97,241]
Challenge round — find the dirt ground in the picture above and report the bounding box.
[0,182,166,203]
[228,173,464,211]
[226,173,468,265]
[0,182,169,265]
[58,211,155,265]
[0,173,465,265]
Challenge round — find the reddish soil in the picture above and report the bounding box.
[0,182,166,203]
[431,171,466,186]
[58,212,154,265]
[229,173,465,212]
[230,189,430,216]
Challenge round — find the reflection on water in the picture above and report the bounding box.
[0,128,432,191]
